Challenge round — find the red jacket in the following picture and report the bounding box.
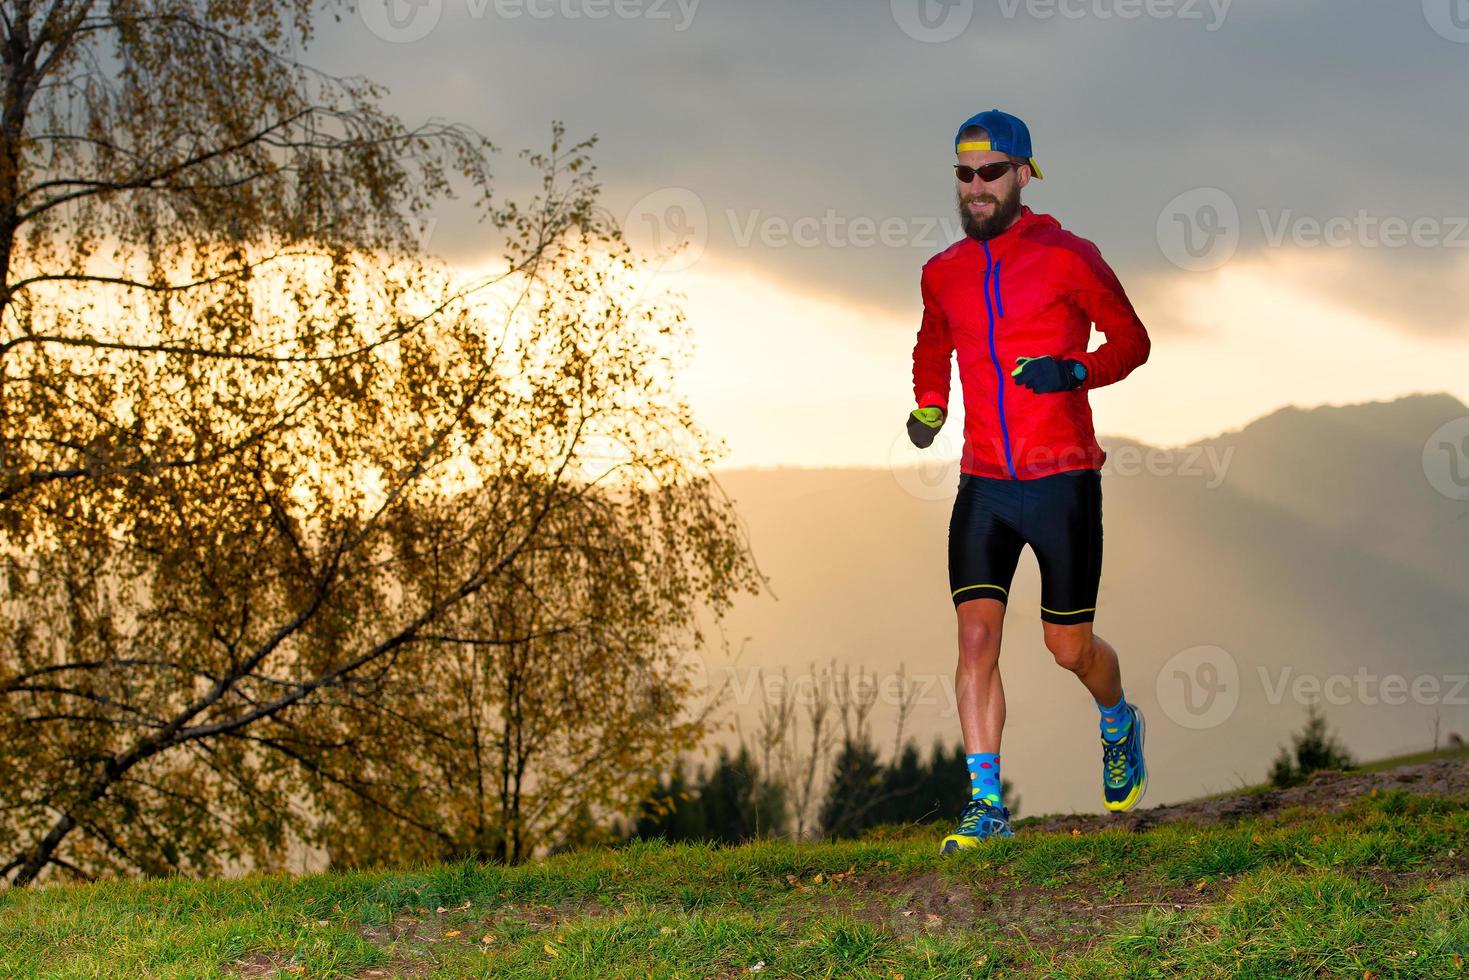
[912,206,1150,479]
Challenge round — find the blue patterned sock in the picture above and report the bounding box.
[966,752,1002,805]
[1098,692,1132,743]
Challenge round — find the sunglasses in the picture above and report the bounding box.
[954,161,1027,184]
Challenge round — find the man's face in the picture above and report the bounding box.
[955,147,1029,241]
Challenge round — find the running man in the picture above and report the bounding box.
[905,109,1152,854]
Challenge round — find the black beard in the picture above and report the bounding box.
[957,183,1022,241]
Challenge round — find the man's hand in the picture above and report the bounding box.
[1012,355,1085,394]
[907,405,945,448]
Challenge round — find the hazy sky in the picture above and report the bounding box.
[306,0,1469,466]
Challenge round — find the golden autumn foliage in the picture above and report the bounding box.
[0,2,761,885]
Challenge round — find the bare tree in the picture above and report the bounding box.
[887,662,920,764]
[742,660,841,840]
[831,661,880,749]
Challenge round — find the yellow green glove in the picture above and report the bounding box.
[907,405,945,449]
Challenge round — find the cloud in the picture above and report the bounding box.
[1277,248,1469,339]
[312,0,1466,341]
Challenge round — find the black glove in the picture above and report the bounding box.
[907,405,945,448]
[1011,355,1086,394]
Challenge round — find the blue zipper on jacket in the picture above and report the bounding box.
[982,240,1017,479]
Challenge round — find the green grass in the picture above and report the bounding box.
[3,786,1467,978]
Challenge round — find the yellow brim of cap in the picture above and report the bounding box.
[955,141,1044,180]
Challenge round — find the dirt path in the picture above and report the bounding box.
[1024,758,1469,835]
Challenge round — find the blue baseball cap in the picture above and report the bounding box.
[954,109,1044,180]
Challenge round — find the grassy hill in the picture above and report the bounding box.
[2,752,1466,978]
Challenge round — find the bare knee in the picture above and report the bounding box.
[1046,629,1095,673]
[960,620,995,659]
[956,602,1003,666]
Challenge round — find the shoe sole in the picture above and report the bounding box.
[940,832,1012,855]
[1103,703,1148,813]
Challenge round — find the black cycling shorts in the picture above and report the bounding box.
[948,468,1103,625]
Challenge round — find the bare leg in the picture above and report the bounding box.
[955,597,1007,754]
[1042,621,1123,707]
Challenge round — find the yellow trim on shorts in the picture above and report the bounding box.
[953,583,1008,598]
[1040,605,1096,616]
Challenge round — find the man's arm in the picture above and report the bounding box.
[912,266,954,413]
[1061,241,1150,389]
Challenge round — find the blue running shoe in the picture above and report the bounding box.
[939,797,1013,854]
[1102,701,1147,811]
